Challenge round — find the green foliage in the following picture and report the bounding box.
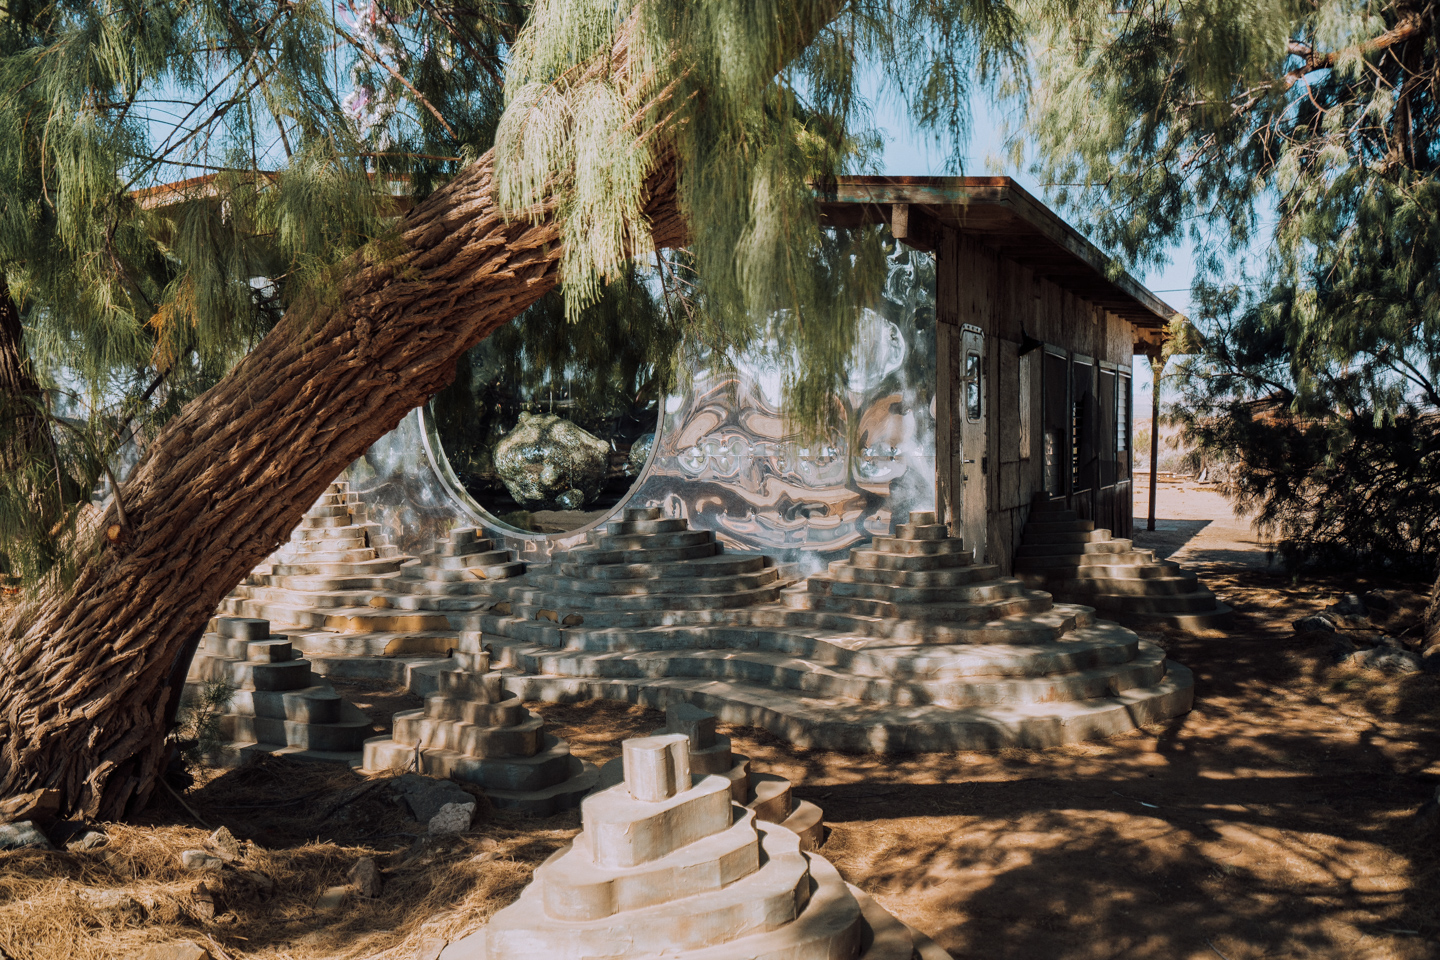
[1019,1,1440,574]
[0,0,1033,586]
[174,676,237,764]
[1180,398,1440,575]
[493,0,1023,436]
[0,1,523,587]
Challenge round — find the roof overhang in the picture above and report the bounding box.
[817,176,1180,334]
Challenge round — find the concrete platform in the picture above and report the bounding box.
[1017,495,1234,633]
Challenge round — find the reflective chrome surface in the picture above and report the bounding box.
[346,243,937,575]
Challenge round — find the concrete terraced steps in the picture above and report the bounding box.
[1014,495,1233,633]
[360,649,598,815]
[184,617,375,766]
[397,526,526,594]
[469,510,1194,752]
[220,481,524,639]
[595,703,824,851]
[467,507,788,628]
[439,732,951,960]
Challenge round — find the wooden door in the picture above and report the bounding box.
[959,324,988,562]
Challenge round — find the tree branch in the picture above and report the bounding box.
[1284,14,1428,87]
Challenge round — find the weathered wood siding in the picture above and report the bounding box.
[935,231,1137,572]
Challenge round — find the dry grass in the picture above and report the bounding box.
[4,488,1438,959]
[0,757,580,960]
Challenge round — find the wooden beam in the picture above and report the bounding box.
[892,203,910,240]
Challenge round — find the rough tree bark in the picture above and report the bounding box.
[0,0,859,819]
[0,129,687,824]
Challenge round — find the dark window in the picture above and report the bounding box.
[1099,368,1117,488]
[1071,359,1095,493]
[965,351,982,421]
[1042,351,1069,495]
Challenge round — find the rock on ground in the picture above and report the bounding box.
[0,821,53,851]
[1345,646,1424,675]
[180,849,223,871]
[138,942,211,960]
[205,826,242,861]
[428,801,475,836]
[393,774,476,823]
[349,856,382,898]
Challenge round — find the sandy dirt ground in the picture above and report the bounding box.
[3,481,1435,960]
[534,480,1440,960]
[1132,476,1282,573]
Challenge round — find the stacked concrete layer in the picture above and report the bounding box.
[1014,497,1233,633]
[439,735,950,960]
[220,498,1194,753]
[595,703,823,850]
[461,508,788,627]
[185,617,374,766]
[360,650,598,815]
[464,510,1193,752]
[220,481,522,641]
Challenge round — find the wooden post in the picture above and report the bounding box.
[1147,354,1164,532]
[935,226,960,533]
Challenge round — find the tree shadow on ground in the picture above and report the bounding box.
[625,561,1439,960]
[1131,518,1213,560]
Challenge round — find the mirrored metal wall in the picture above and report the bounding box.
[344,241,937,575]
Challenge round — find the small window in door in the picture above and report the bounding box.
[1018,352,1032,459]
[965,351,982,422]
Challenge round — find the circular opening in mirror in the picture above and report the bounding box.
[428,275,669,534]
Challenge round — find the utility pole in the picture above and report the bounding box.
[1147,353,1165,532]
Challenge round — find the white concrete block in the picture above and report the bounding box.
[664,702,717,749]
[623,734,692,802]
[582,774,732,868]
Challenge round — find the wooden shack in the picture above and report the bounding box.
[820,177,1176,573]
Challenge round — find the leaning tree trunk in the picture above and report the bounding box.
[0,0,858,820]
[0,146,686,823]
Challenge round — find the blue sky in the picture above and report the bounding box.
[868,94,1194,407]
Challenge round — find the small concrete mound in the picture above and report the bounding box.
[223,481,449,633]
[1015,495,1233,632]
[360,649,598,816]
[407,526,526,592]
[596,703,823,850]
[438,734,948,960]
[184,617,373,765]
[474,507,787,630]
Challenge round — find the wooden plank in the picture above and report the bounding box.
[935,225,958,531]
[999,459,1021,510]
[991,506,1015,574]
[816,176,1179,332]
[998,338,1020,464]
[892,202,909,240]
